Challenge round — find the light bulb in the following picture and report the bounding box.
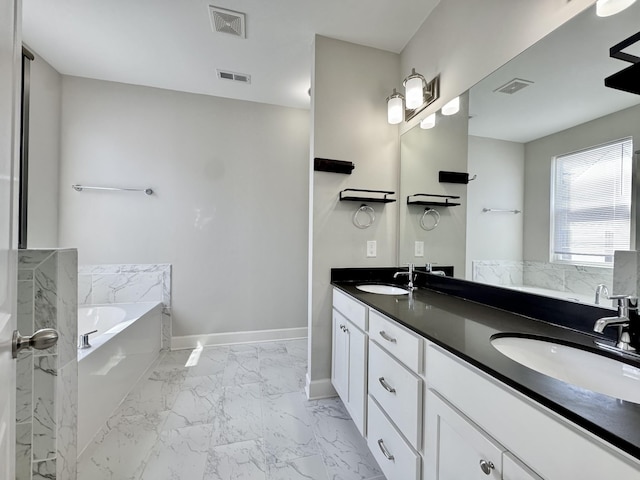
[387,89,404,125]
[442,96,460,116]
[420,113,436,129]
[596,0,636,16]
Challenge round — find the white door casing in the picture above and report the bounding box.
[0,0,21,477]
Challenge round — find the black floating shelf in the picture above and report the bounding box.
[339,188,396,203]
[439,170,470,184]
[314,158,355,175]
[407,193,461,207]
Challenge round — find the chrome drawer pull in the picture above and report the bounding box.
[377,439,395,461]
[379,331,397,343]
[378,377,396,393]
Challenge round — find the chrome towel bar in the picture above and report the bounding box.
[72,185,153,195]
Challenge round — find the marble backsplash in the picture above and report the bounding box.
[78,264,172,350]
[472,260,613,299]
[16,249,78,480]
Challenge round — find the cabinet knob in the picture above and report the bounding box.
[479,459,494,475]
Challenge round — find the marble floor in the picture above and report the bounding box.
[78,339,385,480]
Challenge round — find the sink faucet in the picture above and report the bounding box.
[394,263,415,290]
[593,295,637,351]
[594,284,609,305]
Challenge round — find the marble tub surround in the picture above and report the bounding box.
[78,339,384,480]
[472,260,613,301]
[17,249,78,480]
[613,250,638,297]
[78,263,171,349]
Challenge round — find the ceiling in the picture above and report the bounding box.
[468,2,640,143]
[22,0,440,110]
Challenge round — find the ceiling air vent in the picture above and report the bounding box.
[209,6,246,38]
[217,69,251,84]
[493,78,534,95]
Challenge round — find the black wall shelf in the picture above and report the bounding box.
[314,158,355,174]
[339,188,396,203]
[407,193,461,207]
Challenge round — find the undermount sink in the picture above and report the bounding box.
[356,284,409,295]
[491,335,640,404]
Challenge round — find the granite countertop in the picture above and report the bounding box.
[332,280,640,461]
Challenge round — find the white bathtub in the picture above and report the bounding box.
[506,285,596,305]
[77,301,162,455]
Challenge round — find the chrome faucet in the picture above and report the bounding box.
[593,295,637,351]
[394,263,415,290]
[594,284,610,305]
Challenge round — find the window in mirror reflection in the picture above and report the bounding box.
[551,137,632,266]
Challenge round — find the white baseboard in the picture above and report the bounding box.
[171,327,307,350]
[305,373,337,400]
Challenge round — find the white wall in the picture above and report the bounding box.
[466,135,524,277]
[58,77,310,339]
[26,51,60,248]
[400,0,593,133]
[524,103,640,262]
[308,36,400,397]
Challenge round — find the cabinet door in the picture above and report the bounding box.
[347,322,366,436]
[426,390,504,480]
[331,310,349,401]
[503,453,543,480]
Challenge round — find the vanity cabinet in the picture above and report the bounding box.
[331,291,367,435]
[426,343,640,480]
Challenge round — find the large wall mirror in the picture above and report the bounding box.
[399,2,640,307]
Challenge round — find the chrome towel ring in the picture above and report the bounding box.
[420,208,440,231]
[353,204,375,229]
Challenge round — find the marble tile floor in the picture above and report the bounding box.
[78,339,385,480]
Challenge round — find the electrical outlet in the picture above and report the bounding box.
[415,241,424,257]
[366,240,377,258]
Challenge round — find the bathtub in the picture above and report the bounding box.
[77,301,162,454]
[506,285,596,305]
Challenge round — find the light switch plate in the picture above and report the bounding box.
[415,241,424,257]
[366,240,377,258]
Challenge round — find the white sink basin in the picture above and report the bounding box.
[356,284,409,295]
[491,336,640,404]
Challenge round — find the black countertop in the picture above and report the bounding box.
[331,274,640,461]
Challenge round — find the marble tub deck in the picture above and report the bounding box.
[78,339,385,480]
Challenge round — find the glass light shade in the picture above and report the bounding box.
[441,96,460,116]
[387,91,404,124]
[596,0,636,16]
[405,76,424,109]
[420,113,436,129]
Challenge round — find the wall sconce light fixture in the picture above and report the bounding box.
[441,96,460,116]
[387,70,440,124]
[387,88,404,125]
[596,0,636,17]
[420,113,436,129]
[404,68,427,109]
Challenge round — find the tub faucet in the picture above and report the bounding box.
[394,263,415,290]
[593,295,637,351]
[594,284,609,305]
[78,329,98,349]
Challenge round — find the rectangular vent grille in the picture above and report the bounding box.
[217,70,251,84]
[209,6,246,38]
[494,78,534,95]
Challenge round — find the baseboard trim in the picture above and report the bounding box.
[171,327,308,350]
[305,373,337,400]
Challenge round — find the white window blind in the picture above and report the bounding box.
[551,138,632,266]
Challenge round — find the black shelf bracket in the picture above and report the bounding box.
[407,193,461,207]
[339,188,397,203]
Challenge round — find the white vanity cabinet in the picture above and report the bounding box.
[426,343,640,480]
[331,290,367,435]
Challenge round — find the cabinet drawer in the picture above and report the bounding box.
[369,309,422,373]
[368,341,422,450]
[333,288,366,331]
[367,396,420,480]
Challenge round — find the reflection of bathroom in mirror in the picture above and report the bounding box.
[399,3,640,307]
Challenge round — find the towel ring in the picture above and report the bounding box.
[353,204,375,229]
[420,208,440,231]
